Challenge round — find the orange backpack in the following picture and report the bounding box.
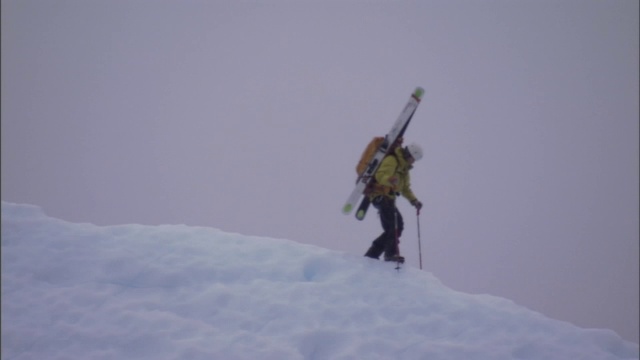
[356,136,404,178]
[356,137,385,176]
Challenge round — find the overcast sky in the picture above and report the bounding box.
[2,0,638,342]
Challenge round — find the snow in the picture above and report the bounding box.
[2,201,638,360]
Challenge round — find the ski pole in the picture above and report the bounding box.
[394,207,401,271]
[416,208,423,270]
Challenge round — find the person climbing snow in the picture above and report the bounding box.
[364,142,423,263]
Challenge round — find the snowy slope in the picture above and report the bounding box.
[2,202,638,360]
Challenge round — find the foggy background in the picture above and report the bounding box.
[2,0,638,342]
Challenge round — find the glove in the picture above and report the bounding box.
[411,199,423,210]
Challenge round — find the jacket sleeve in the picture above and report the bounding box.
[374,155,398,187]
[400,171,418,203]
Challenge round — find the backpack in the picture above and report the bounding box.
[356,137,385,176]
[356,136,403,176]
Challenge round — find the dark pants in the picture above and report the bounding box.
[364,196,404,259]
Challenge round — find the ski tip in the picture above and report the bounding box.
[355,210,366,220]
[413,87,425,100]
[342,204,353,214]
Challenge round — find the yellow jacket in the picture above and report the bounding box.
[368,147,418,202]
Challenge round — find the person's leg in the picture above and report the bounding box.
[364,196,393,259]
[383,207,404,260]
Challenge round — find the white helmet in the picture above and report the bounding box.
[406,143,423,161]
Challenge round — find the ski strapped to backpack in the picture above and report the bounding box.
[342,87,424,219]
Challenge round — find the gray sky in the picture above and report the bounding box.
[2,0,638,342]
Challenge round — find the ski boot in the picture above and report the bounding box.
[384,254,405,264]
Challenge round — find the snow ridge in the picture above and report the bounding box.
[2,202,638,360]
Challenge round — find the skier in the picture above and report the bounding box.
[364,142,423,263]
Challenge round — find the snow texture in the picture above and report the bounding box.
[2,201,638,360]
